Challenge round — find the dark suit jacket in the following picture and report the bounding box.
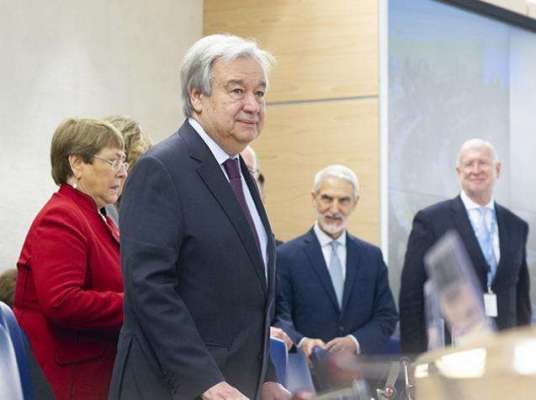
[399,196,531,355]
[274,229,398,354]
[110,121,277,400]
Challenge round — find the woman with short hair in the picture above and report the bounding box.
[103,115,152,176]
[14,118,127,399]
[102,115,152,223]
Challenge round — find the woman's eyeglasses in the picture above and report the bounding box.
[93,156,129,172]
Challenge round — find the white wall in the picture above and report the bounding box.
[0,0,203,271]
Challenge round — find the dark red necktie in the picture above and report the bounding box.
[223,158,261,253]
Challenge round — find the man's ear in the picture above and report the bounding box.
[352,195,360,210]
[311,191,317,208]
[68,154,83,179]
[455,165,463,182]
[190,88,204,114]
[495,161,502,179]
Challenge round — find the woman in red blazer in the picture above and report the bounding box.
[14,118,127,400]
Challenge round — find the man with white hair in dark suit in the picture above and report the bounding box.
[400,138,531,355]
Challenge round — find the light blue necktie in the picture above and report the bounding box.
[477,207,497,287]
[329,241,344,308]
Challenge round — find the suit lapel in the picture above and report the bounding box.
[181,122,267,293]
[341,234,360,313]
[492,203,509,287]
[303,230,340,312]
[451,196,488,283]
[240,156,275,292]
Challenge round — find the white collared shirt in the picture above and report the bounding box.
[460,190,500,263]
[188,118,268,271]
[298,223,359,353]
[313,222,347,280]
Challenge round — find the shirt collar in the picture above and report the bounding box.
[313,222,346,248]
[460,190,495,211]
[59,184,101,215]
[188,118,238,165]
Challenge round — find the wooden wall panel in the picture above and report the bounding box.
[204,0,380,245]
[204,0,378,102]
[256,99,379,244]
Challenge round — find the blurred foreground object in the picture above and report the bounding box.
[310,347,412,399]
[424,230,494,346]
[0,301,24,399]
[0,301,54,400]
[414,325,536,399]
[424,280,444,351]
[414,231,535,399]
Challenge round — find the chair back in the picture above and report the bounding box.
[287,349,316,394]
[0,301,25,399]
[270,337,288,386]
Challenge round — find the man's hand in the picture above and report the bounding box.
[202,382,249,400]
[325,336,358,354]
[270,327,294,350]
[291,390,314,400]
[299,337,326,360]
[261,382,291,400]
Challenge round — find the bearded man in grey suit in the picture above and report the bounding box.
[274,165,398,360]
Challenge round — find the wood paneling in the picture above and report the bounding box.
[204,0,378,102]
[255,98,379,244]
[204,0,380,245]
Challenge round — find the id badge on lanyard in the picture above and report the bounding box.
[484,287,498,317]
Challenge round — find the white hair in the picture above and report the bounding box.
[313,164,360,199]
[456,138,499,166]
[180,34,275,117]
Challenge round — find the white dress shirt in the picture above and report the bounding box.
[313,222,347,280]
[460,190,501,264]
[296,223,360,353]
[188,118,268,271]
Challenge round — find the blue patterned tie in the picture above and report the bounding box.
[329,241,344,308]
[478,207,497,287]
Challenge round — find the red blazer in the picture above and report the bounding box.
[14,184,124,400]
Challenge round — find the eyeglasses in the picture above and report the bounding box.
[93,156,129,172]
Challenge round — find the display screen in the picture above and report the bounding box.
[388,0,536,308]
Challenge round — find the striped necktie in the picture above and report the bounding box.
[477,207,497,287]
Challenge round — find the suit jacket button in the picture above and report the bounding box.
[338,326,344,333]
